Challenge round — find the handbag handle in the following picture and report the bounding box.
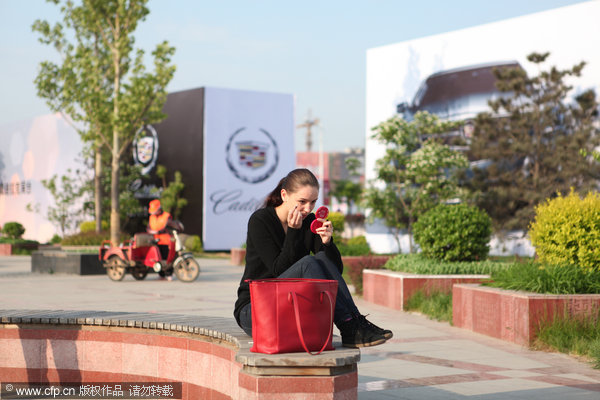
[289,290,334,355]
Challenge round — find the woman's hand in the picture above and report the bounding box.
[316,220,333,245]
[287,205,303,229]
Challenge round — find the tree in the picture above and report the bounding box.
[40,170,87,236]
[33,1,113,233]
[330,157,363,213]
[1,222,26,240]
[467,52,600,232]
[330,157,364,236]
[98,160,146,233]
[365,111,469,252]
[156,165,188,220]
[33,0,176,245]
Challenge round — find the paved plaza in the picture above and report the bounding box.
[1,255,600,399]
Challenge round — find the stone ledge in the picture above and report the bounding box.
[0,309,360,376]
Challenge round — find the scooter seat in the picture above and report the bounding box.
[133,233,155,248]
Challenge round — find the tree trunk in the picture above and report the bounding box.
[393,230,402,254]
[110,17,121,247]
[110,32,121,246]
[110,149,120,246]
[94,147,102,233]
[407,214,414,254]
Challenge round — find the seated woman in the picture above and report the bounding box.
[234,168,392,348]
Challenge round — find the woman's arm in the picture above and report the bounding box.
[319,238,344,274]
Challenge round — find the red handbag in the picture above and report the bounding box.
[249,278,338,355]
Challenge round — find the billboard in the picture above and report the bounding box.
[202,87,295,250]
[0,87,295,249]
[365,1,600,254]
[0,114,83,242]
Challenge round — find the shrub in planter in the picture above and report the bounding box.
[385,252,507,275]
[2,222,25,239]
[413,203,492,262]
[486,261,600,294]
[61,231,129,246]
[185,235,203,253]
[529,189,600,272]
[337,235,371,256]
[328,211,345,243]
[80,220,109,233]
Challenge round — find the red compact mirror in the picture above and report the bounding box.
[310,219,323,234]
[310,206,329,233]
[315,206,329,219]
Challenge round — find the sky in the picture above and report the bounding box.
[0,0,592,152]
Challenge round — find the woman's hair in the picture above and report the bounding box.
[263,168,319,208]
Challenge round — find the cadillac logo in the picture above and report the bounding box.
[237,141,268,169]
[133,125,159,175]
[226,127,279,183]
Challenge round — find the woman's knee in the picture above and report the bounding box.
[297,255,327,276]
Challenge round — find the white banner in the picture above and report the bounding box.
[203,87,295,250]
[0,114,83,242]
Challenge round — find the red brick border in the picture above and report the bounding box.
[453,284,600,345]
[363,269,488,311]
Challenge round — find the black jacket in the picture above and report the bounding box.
[233,206,343,326]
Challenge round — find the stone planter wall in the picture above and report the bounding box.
[31,250,105,275]
[230,248,246,266]
[363,269,489,311]
[341,255,391,295]
[0,243,39,256]
[453,284,600,345]
[341,255,390,270]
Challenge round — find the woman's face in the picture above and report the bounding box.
[282,185,319,219]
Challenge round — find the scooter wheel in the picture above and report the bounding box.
[131,266,149,280]
[174,257,200,282]
[105,255,127,281]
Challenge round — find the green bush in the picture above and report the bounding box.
[61,231,129,246]
[529,189,600,272]
[0,237,38,245]
[185,235,203,253]
[80,220,108,233]
[337,235,371,256]
[348,235,368,247]
[413,203,492,262]
[385,253,508,275]
[2,222,25,239]
[328,211,345,243]
[50,234,62,244]
[486,262,600,294]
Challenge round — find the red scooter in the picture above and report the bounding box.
[99,221,200,282]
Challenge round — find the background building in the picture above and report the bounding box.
[365,1,600,255]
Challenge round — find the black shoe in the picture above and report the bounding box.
[337,317,387,348]
[356,315,393,340]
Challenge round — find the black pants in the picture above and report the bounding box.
[238,252,359,337]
